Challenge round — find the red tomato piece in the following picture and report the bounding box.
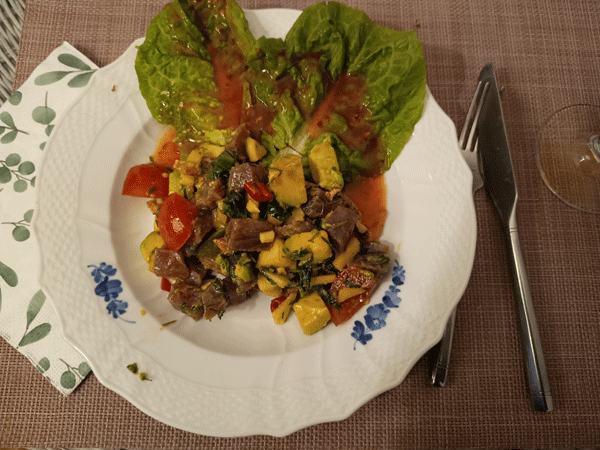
[122,163,169,198]
[157,193,199,251]
[270,296,285,313]
[328,265,378,326]
[161,277,172,292]
[327,295,369,326]
[153,141,180,168]
[270,289,297,313]
[244,181,274,202]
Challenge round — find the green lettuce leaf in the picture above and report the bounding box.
[246,36,291,108]
[135,0,255,144]
[285,3,372,79]
[246,37,305,155]
[223,0,256,56]
[285,1,426,170]
[136,0,426,174]
[135,0,221,142]
[291,57,326,119]
[185,0,256,57]
[261,98,304,154]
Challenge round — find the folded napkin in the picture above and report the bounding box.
[0,42,98,395]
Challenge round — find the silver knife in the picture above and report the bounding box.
[477,63,553,412]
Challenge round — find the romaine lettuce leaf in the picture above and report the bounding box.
[245,37,305,155]
[284,2,371,80]
[135,0,221,142]
[223,0,257,56]
[135,0,256,144]
[136,0,426,174]
[291,57,326,119]
[285,1,426,170]
[185,0,256,57]
[246,36,291,108]
[261,97,304,154]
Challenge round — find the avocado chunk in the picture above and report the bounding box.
[283,230,332,264]
[199,142,225,158]
[268,153,307,207]
[140,231,165,271]
[293,292,331,335]
[168,171,183,196]
[308,136,344,191]
[257,238,294,268]
[246,137,267,162]
[196,229,225,272]
[234,252,255,282]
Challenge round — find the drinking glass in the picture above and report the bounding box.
[536,104,600,213]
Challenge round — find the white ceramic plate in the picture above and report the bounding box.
[33,9,476,437]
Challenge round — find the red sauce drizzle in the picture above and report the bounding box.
[308,74,374,149]
[207,43,244,130]
[344,175,387,241]
[307,73,384,174]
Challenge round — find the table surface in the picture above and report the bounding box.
[2,0,599,448]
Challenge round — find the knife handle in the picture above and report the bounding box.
[505,217,553,412]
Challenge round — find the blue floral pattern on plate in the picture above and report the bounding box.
[351,260,405,349]
[87,263,134,323]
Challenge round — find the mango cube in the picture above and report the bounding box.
[293,292,331,335]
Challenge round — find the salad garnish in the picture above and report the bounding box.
[122,0,426,335]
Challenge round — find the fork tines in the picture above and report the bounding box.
[459,80,490,152]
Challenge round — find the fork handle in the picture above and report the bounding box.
[431,307,457,386]
[505,217,553,412]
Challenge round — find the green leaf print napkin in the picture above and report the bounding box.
[0,42,98,394]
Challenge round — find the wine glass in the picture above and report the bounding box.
[535,104,600,213]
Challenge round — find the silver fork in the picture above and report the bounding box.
[431,78,489,387]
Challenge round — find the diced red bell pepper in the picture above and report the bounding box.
[161,277,172,292]
[121,163,169,198]
[157,193,199,251]
[153,140,180,168]
[244,181,274,202]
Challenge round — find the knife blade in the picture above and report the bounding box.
[477,62,553,412]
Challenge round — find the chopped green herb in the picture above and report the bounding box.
[264,199,292,222]
[212,278,225,293]
[365,254,390,266]
[260,269,277,285]
[222,189,249,218]
[316,286,342,310]
[139,372,152,381]
[283,247,311,260]
[298,264,312,292]
[127,363,138,374]
[207,150,236,179]
[322,255,339,274]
